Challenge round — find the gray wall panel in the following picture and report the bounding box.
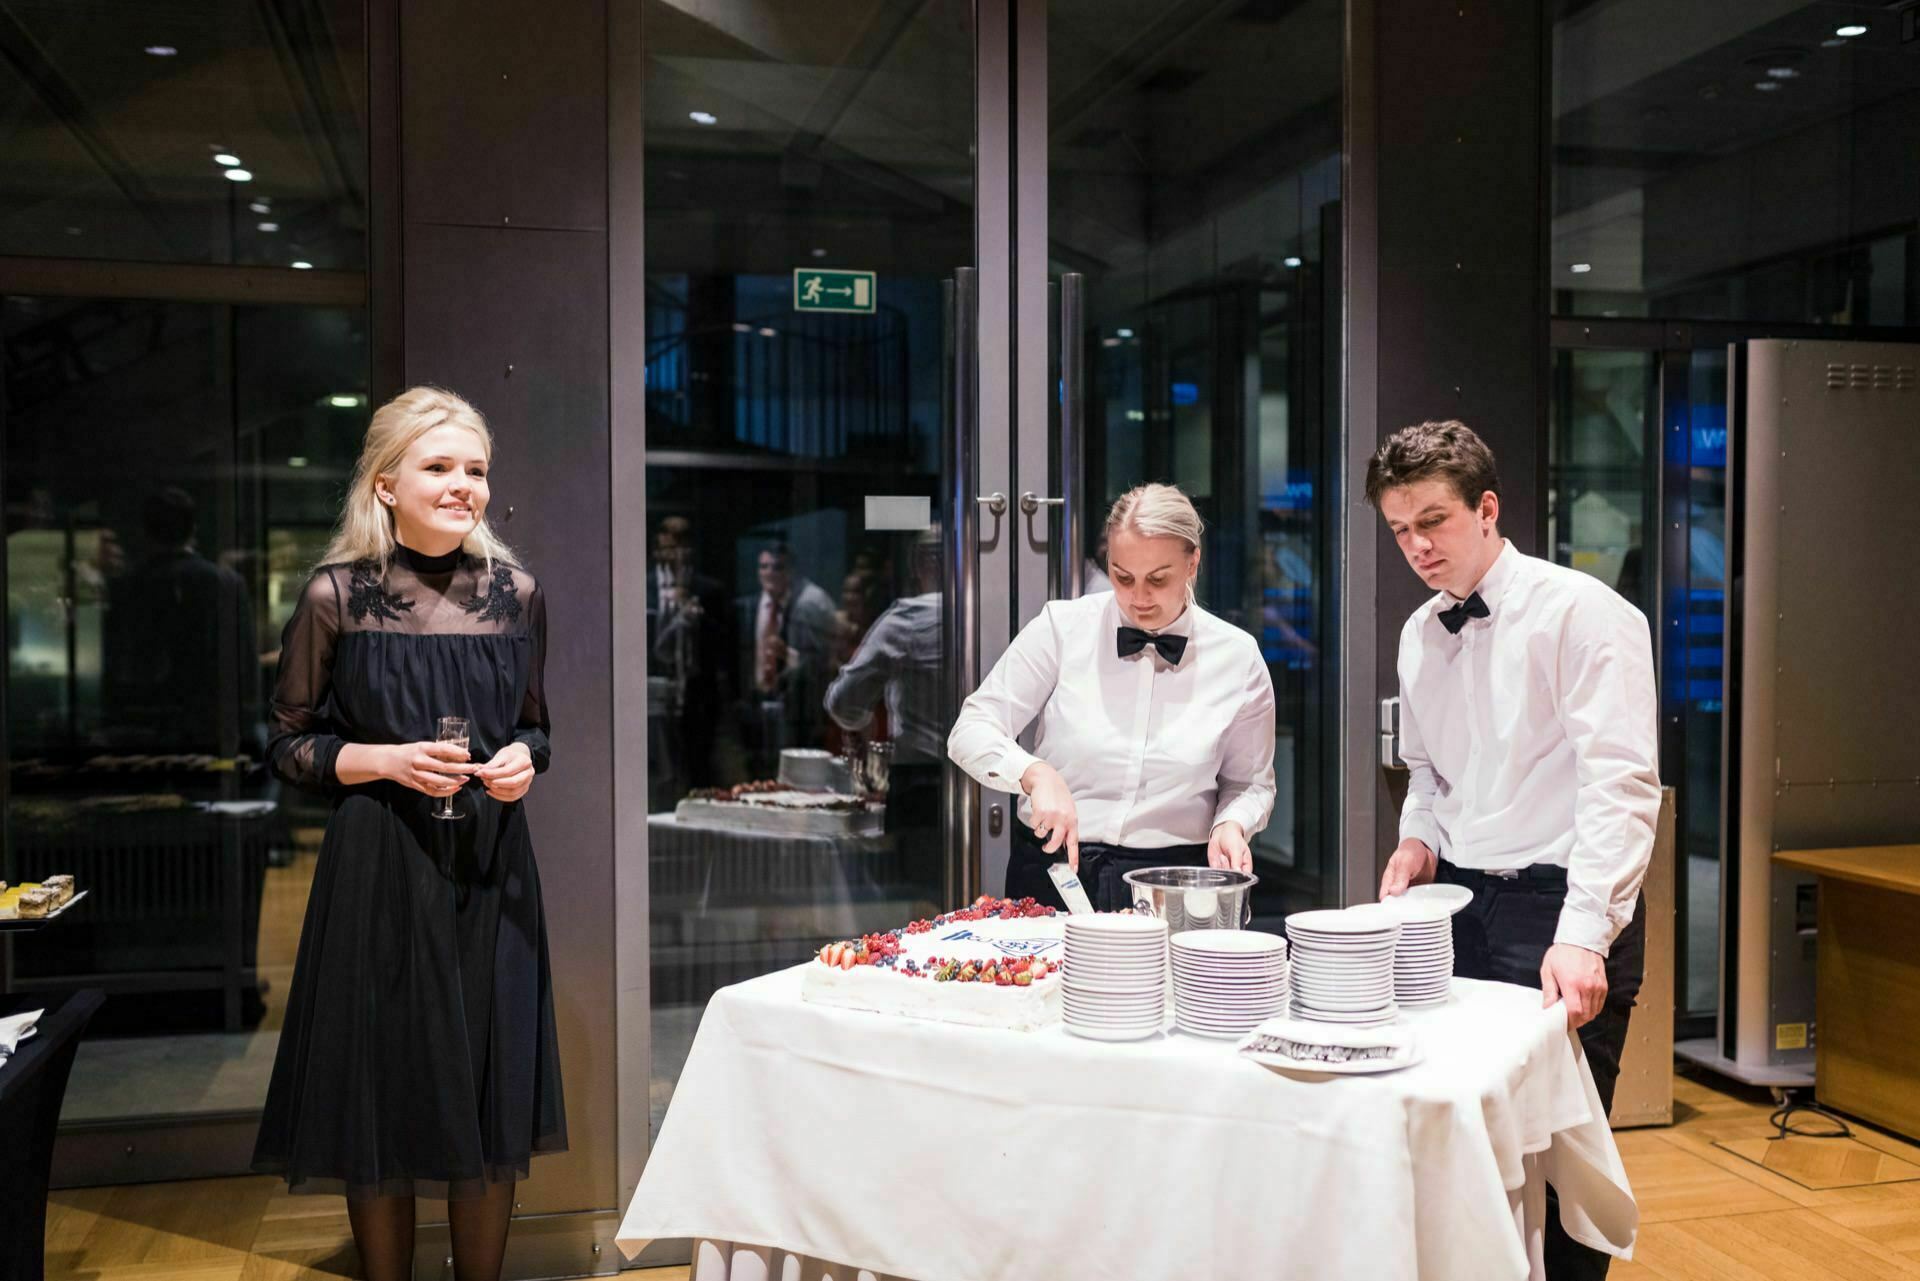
[401,0,609,230]
[402,222,615,1216]
[1361,0,1547,870]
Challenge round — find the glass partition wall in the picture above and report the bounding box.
[1550,0,1920,1036]
[641,0,1347,1134]
[1,0,369,1171]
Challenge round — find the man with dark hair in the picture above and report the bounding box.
[736,540,836,772]
[1368,420,1658,1281]
[649,515,733,793]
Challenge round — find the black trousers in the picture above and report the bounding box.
[1007,825,1209,913]
[1438,860,1645,1281]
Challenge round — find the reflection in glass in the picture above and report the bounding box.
[1547,349,1656,619]
[0,0,368,268]
[642,0,971,1137]
[3,298,368,1125]
[1049,0,1344,925]
[1552,2,1920,325]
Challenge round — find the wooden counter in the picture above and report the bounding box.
[1775,845,1920,1140]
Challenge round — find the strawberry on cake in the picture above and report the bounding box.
[801,896,1065,1031]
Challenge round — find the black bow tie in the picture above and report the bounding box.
[1438,592,1490,635]
[1117,625,1188,665]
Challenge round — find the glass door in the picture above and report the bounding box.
[639,0,990,1137]
[1030,0,1347,922]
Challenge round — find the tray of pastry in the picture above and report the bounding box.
[0,878,86,932]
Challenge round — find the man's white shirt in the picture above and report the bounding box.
[1397,540,1660,954]
[948,593,1276,846]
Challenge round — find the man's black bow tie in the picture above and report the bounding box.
[1117,625,1188,665]
[1439,592,1490,635]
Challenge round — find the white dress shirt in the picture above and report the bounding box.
[1397,541,1660,955]
[825,592,943,765]
[948,593,1276,846]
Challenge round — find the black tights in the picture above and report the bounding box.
[348,1180,516,1281]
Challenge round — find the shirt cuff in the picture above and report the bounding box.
[1553,905,1615,957]
[1213,795,1267,838]
[984,743,1042,793]
[1399,811,1445,859]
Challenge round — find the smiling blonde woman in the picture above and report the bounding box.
[947,482,1278,910]
[252,386,565,1281]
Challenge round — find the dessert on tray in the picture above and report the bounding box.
[801,896,1065,1031]
[0,874,79,920]
[675,778,881,837]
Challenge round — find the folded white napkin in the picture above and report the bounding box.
[0,1008,46,1056]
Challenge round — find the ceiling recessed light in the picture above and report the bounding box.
[248,200,270,213]
[731,321,752,333]
[1570,263,1593,274]
[1284,256,1303,268]
[811,247,828,258]
[327,395,360,408]
[1116,328,1134,338]
[213,152,241,166]
[223,167,252,182]
[1835,24,1868,38]
[257,221,279,232]
[758,326,777,338]
[1101,337,1121,348]
[290,260,313,270]
[1754,80,1783,92]
[689,111,718,125]
[1821,36,1850,47]
[145,45,178,57]
[1766,66,1800,79]
[287,456,310,468]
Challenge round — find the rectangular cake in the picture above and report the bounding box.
[41,874,74,905]
[801,897,1065,1031]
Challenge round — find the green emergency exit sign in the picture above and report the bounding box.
[793,268,876,314]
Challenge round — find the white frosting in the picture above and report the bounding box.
[801,913,1065,1031]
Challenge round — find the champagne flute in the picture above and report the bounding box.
[433,716,469,820]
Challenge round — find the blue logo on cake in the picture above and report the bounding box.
[939,927,1061,956]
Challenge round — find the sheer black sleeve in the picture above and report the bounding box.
[514,576,552,773]
[267,567,347,794]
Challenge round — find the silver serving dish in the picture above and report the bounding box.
[1123,866,1258,931]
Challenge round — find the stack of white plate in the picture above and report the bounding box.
[1062,915,1168,1041]
[1284,905,1401,1027]
[1383,899,1455,1007]
[1170,930,1289,1038]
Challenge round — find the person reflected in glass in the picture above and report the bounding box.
[649,515,732,791]
[102,486,259,762]
[949,485,1277,910]
[826,528,943,851]
[252,387,565,1281]
[737,540,835,775]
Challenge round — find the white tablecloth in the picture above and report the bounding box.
[617,971,1636,1281]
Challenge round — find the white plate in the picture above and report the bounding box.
[1396,883,1473,914]
[1239,1030,1422,1075]
[1065,1021,1162,1042]
[1064,915,1168,936]
[1169,929,1287,955]
[1286,904,1403,933]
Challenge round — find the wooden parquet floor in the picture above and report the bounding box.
[43,1069,1920,1280]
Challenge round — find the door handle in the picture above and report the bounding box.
[1018,492,1063,515]
[1058,272,1085,598]
[978,492,1008,517]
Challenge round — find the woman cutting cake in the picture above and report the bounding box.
[948,483,1277,911]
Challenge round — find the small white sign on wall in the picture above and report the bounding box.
[863,495,931,531]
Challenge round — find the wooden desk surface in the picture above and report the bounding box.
[1774,845,1920,896]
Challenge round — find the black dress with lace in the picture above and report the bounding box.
[252,545,567,1199]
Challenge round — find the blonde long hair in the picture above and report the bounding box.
[1105,482,1204,605]
[321,386,519,569]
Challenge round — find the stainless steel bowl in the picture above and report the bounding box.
[1123,866,1258,931]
